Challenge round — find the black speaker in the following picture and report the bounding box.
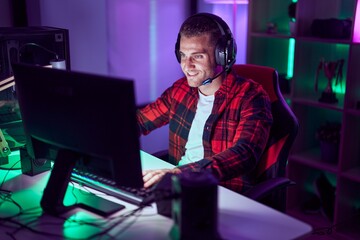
[20,146,51,176]
[175,13,237,70]
[170,171,221,240]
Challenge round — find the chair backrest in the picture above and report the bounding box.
[232,64,299,209]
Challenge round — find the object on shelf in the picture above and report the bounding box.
[248,1,360,238]
[316,122,341,163]
[266,22,277,34]
[316,122,341,144]
[311,18,352,39]
[288,2,296,21]
[288,2,297,35]
[314,58,345,104]
[319,141,339,164]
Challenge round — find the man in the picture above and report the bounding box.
[137,13,272,194]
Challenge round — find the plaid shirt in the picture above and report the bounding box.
[137,71,272,193]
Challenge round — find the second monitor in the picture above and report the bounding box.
[12,63,143,216]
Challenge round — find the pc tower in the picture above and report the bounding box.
[0,26,70,173]
[0,26,71,79]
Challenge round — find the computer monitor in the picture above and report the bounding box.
[12,63,143,216]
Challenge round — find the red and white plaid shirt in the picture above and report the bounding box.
[137,70,272,193]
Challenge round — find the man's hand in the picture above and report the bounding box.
[142,168,181,188]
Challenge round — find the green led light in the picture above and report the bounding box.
[332,44,347,95]
[285,98,292,105]
[287,38,295,79]
[332,82,345,94]
[63,211,100,238]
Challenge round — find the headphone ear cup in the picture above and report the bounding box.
[175,49,181,63]
[226,38,237,68]
[174,13,237,68]
[215,37,227,66]
[215,37,237,68]
[175,34,181,63]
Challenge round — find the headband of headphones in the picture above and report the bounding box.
[175,12,237,70]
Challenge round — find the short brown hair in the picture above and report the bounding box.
[179,14,222,47]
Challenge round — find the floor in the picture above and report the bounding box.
[298,226,343,240]
[289,212,357,240]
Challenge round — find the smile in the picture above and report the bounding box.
[186,71,199,77]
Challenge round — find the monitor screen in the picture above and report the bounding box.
[12,63,143,215]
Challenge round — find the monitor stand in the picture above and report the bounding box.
[40,149,125,217]
[67,187,125,217]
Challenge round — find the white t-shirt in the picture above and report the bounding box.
[178,91,215,166]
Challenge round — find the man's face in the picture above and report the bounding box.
[178,34,219,88]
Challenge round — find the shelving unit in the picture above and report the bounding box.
[246,0,360,239]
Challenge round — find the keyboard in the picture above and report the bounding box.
[70,170,154,206]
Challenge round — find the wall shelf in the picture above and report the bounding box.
[247,0,360,238]
[291,98,345,111]
[341,168,360,182]
[250,32,293,39]
[290,148,339,174]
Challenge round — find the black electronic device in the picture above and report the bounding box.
[174,13,237,70]
[0,26,70,105]
[0,26,70,78]
[12,63,143,216]
[0,26,70,167]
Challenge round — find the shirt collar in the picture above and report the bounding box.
[216,70,237,96]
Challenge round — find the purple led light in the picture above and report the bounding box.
[353,2,360,42]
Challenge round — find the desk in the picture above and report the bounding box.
[0,151,312,239]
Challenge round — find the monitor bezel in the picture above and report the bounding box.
[12,63,143,216]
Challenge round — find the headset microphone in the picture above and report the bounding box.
[201,68,226,86]
[201,78,213,86]
[201,78,214,85]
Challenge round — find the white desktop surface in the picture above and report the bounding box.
[0,151,312,239]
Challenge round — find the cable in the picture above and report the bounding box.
[0,173,178,239]
[0,166,21,170]
[0,204,125,240]
[19,42,60,60]
[0,158,22,171]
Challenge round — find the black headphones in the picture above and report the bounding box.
[175,12,237,70]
